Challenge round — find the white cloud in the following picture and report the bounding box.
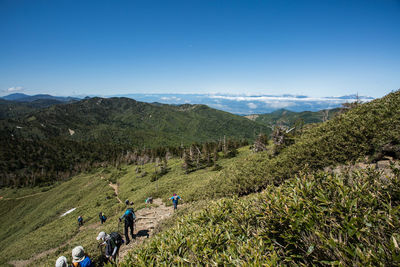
[209,94,372,103]
[265,101,295,109]
[161,96,182,101]
[5,86,24,93]
[210,103,228,110]
[247,102,258,109]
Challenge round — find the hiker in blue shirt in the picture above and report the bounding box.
[99,212,107,224]
[77,216,83,227]
[170,193,182,210]
[119,203,136,245]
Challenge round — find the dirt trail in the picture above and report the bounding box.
[109,182,122,203]
[8,198,178,266]
[118,198,175,260]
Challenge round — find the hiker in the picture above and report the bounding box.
[119,206,136,244]
[99,212,107,224]
[145,196,153,204]
[55,256,69,267]
[170,193,182,210]
[77,216,83,227]
[71,246,93,267]
[97,231,123,263]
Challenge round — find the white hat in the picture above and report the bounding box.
[72,246,85,263]
[96,231,106,241]
[55,256,67,267]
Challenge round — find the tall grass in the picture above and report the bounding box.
[122,167,400,266]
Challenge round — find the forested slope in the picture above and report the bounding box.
[246,107,342,127]
[0,97,269,186]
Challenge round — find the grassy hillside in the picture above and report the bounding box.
[122,168,400,266]
[0,146,252,266]
[245,107,342,127]
[209,90,400,197]
[120,91,400,266]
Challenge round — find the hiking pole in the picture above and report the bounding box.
[118,219,121,235]
[97,243,104,266]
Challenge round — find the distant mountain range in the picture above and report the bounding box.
[2,93,79,103]
[0,93,374,115]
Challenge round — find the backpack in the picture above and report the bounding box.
[124,208,136,222]
[109,232,123,247]
[72,256,93,267]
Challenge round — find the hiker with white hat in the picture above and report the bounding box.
[55,256,69,267]
[71,246,93,267]
[97,231,123,263]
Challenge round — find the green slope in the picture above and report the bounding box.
[0,97,269,187]
[246,107,343,127]
[0,98,64,119]
[209,90,400,197]
[123,168,400,266]
[0,147,252,266]
[2,97,269,147]
[120,90,400,266]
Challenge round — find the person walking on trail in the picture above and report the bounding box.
[171,193,182,210]
[119,206,136,244]
[77,216,83,227]
[145,196,153,204]
[71,246,93,267]
[55,256,69,267]
[99,212,107,224]
[97,231,123,263]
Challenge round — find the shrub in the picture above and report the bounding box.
[121,167,400,266]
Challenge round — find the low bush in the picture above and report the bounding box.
[122,167,400,266]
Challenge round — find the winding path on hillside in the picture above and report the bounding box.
[8,198,178,266]
[109,182,122,203]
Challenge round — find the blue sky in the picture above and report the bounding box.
[0,0,399,98]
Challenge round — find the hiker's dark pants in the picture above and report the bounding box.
[173,202,178,210]
[125,221,134,242]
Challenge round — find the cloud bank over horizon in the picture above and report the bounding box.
[112,93,374,115]
[0,91,376,115]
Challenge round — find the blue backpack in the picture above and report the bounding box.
[74,256,93,267]
[123,208,136,223]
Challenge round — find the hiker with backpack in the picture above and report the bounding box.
[119,205,136,244]
[170,193,182,210]
[77,216,83,227]
[55,256,69,267]
[71,246,93,267]
[97,231,123,263]
[99,212,107,224]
